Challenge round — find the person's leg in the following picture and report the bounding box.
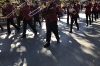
[17,16,21,27]
[7,19,11,35]
[69,17,74,33]
[89,14,91,25]
[10,18,20,32]
[21,19,27,38]
[74,18,79,31]
[92,11,94,22]
[0,25,3,31]
[86,14,88,26]
[67,13,69,25]
[44,22,51,47]
[28,19,37,35]
[51,21,60,43]
[38,19,41,27]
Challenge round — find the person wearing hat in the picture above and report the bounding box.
[4,0,20,35]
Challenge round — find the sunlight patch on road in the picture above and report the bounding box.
[16,46,27,53]
[71,34,98,58]
[0,34,7,39]
[40,48,57,62]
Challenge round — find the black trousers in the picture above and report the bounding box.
[70,17,79,32]
[56,12,61,20]
[67,13,70,24]
[46,21,59,43]
[98,10,100,17]
[0,25,3,30]
[92,11,98,21]
[7,18,19,34]
[86,14,91,26]
[17,16,23,27]
[22,19,37,36]
[33,15,41,28]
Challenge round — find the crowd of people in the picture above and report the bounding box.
[0,0,100,47]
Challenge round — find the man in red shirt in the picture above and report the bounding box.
[5,1,20,35]
[42,0,60,47]
[21,1,37,38]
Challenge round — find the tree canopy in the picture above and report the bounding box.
[0,0,5,2]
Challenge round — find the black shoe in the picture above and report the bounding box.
[34,32,37,36]
[44,43,50,48]
[66,23,69,25]
[8,32,11,35]
[69,31,72,33]
[1,28,3,31]
[86,24,88,26]
[77,28,79,31]
[57,40,60,43]
[17,28,20,32]
[21,35,26,38]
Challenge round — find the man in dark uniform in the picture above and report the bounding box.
[21,1,37,38]
[42,0,60,47]
[4,1,20,35]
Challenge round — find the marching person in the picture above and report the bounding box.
[69,3,79,33]
[84,1,92,26]
[42,0,60,47]
[92,1,98,22]
[0,3,3,31]
[98,3,100,17]
[75,1,80,18]
[4,1,20,35]
[32,1,41,28]
[66,1,70,25]
[21,1,37,38]
[17,2,24,27]
[56,3,62,21]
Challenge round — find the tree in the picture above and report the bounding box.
[0,0,5,2]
